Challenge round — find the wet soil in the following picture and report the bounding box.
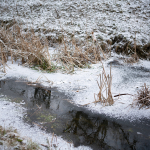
[0,79,150,150]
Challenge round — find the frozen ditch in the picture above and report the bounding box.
[0,79,92,150]
[0,78,150,150]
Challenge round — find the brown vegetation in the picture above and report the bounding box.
[0,24,52,73]
[56,35,106,72]
[94,65,114,106]
[134,83,150,109]
[112,34,150,60]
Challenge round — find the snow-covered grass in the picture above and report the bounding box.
[0,0,149,45]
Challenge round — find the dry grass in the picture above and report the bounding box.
[124,33,139,64]
[134,83,150,109]
[0,24,52,72]
[0,25,109,73]
[124,55,139,64]
[56,35,106,72]
[94,65,114,106]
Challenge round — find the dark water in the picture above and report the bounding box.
[0,79,150,150]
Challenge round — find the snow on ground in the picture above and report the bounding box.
[1,51,150,121]
[0,0,150,44]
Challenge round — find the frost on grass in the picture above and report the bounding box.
[0,125,41,150]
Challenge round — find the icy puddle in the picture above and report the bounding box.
[0,79,150,150]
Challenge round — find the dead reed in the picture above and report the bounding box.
[0,24,52,72]
[134,83,150,109]
[0,25,109,73]
[56,34,106,72]
[94,65,114,106]
[124,33,139,64]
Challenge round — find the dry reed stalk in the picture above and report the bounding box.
[95,65,114,106]
[34,75,53,85]
[133,32,139,61]
[0,24,52,71]
[92,32,98,62]
[93,43,98,62]
[57,33,107,72]
[134,83,150,109]
[124,33,139,64]
[0,44,6,73]
[97,43,107,60]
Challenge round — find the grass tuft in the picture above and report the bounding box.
[94,65,114,106]
[56,34,106,72]
[134,83,150,109]
[0,24,54,72]
[27,140,41,150]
